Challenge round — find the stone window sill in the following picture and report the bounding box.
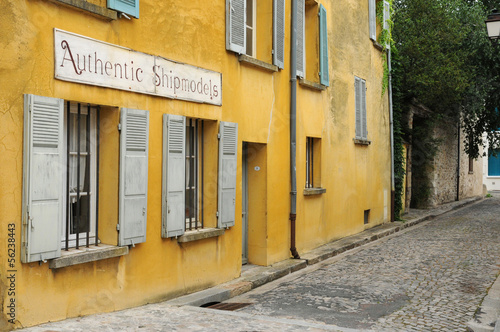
[177,228,225,243]
[49,244,128,269]
[238,55,279,73]
[371,40,385,52]
[47,0,118,20]
[354,138,371,145]
[304,187,326,196]
[299,79,326,91]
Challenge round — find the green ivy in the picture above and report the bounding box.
[376,0,393,96]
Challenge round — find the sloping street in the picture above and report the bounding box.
[20,197,500,331]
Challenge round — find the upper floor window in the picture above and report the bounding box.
[108,0,139,18]
[369,0,390,48]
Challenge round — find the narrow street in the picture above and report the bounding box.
[21,197,500,331]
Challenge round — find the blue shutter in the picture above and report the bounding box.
[162,114,186,238]
[296,0,305,77]
[319,4,329,86]
[108,0,139,18]
[488,150,500,176]
[118,108,149,246]
[226,0,246,53]
[218,122,238,229]
[22,94,64,263]
[273,0,286,69]
[369,0,376,40]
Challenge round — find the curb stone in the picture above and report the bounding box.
[168,195,484,307]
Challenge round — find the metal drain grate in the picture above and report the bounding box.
[204,302,252,311]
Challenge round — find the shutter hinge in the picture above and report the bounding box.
[116,224,120,231]
[118,123,122,131]
[216,211,219,218]
[217,133,221,140]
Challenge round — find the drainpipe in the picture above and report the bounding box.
[388,49,395,222]
[456,121,460,201]
[289,0,300,259]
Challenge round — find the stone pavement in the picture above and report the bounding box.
[19,195,499,331]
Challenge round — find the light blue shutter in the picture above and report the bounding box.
[361,79,367,139]
[218,122,238,229]
[369,0,376,41]
[107,0,139,18]
[383,0,390,49]
[296,0,305,77]
[162,114,186,238]
[355,77,362,139]
[273,0,286,69]
[319,4,329,86]
[226,0,246,54]
[119,108,149,246]
[22,94,64,263]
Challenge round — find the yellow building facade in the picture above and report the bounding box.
[0,0,391,328]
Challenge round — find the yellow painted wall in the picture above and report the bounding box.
[0,0,390,329]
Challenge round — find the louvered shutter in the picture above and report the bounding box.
[107,0,139,18]
[273,0,286,69]
[355,77,362,138]
[118,108,149,246]
[22,94,64,263]
[383,0,390,49]
[296,0,305,78]
[369,0,376,41]
[226,0,246,54]
[218,122,238,229]
[361,79,368,139]
[319,4,329,86]
[162,114,186,238]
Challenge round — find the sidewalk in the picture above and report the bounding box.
[20,195,486,331]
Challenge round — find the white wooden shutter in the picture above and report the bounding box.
[226,0,246,54]
[296,0,305,78]
[22,94,64,263]
[218,122,238,229]
[107,0,139,18]
[273,0,286,69]
[383,0,390,49]
[319,4,329,86]
[355,77,362,139]
[119,108,149,246]
[361,79,368,139]
[162,114,186,238]
[369,0,376,41]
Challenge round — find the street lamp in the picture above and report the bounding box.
[486,9,500,43]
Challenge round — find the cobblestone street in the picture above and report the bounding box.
[20,197,500,331]
[233,197,500,331]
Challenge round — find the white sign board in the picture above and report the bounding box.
[54,29,222,106]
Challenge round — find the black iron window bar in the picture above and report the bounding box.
[65,102,99,251]
[185,119,204,231]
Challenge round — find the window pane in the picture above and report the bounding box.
[70,194,90,234]
[69,113,88,153]
[246,27,253,56]
[246,0,253,28]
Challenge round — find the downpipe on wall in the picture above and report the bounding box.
[388,49,395,222]
[290,0,300,259]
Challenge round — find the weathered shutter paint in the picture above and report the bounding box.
[273,0,286,69]
[118,108,149,246]
[383,0,390,49]
[319,4,329,86]
[22,94,64,263]
[296,0,305,78]
[355,77,362,139]
[361,79,368,139]
[218,122,238,229]
[226,0,246,54]
[369,0,376,41]
[107,0,139,18]
[162,114,186,238]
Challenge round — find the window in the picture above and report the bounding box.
[305,137,321,188]
[369,0,390,48]
[364,209,370,224]
[245,0,256,56]
[107,0,139,18]
[162,116,238,238]
[63,102,98,249]
[22,94,149,263]
[298,2,329,86]
[355,76,368,140]
[226,0,285,68]
[488,149,500,176]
